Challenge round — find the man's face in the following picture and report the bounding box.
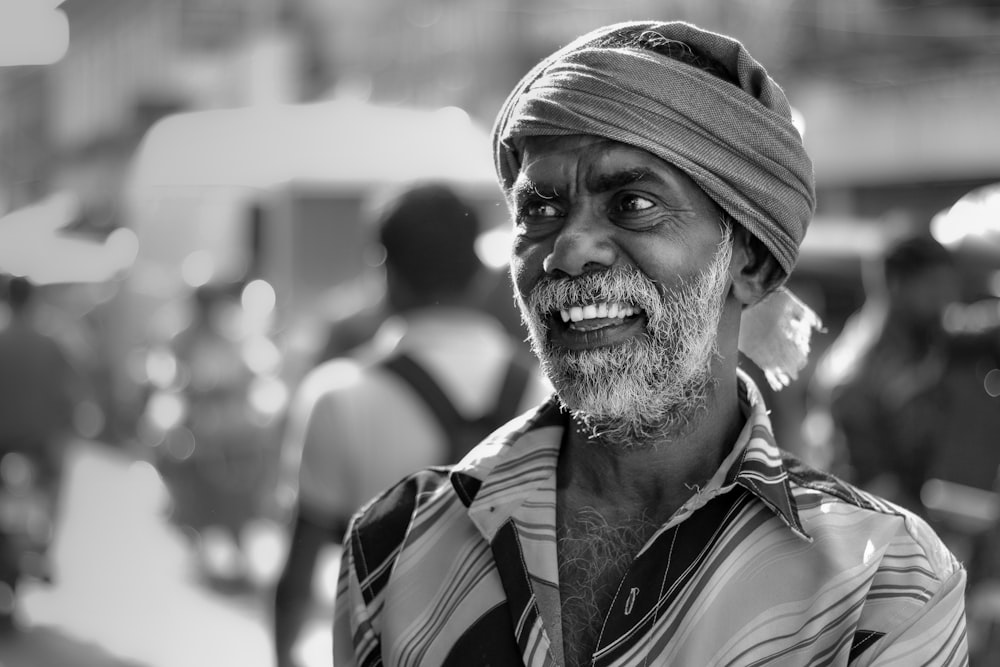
[508,135,735,446]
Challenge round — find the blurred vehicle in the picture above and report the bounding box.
[116,100,505,396]
[111,101,509,563]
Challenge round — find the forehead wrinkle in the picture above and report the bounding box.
[512,166,662,203]
[587,167,665,195]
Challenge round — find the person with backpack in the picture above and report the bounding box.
[272,182,549,667]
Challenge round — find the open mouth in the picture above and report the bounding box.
[548,301,647,348]
[558,301,643,329]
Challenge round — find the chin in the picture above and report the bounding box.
[549,348,716,449]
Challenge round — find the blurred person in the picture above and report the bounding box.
[333,21,969,666]
[312,303,389,368]
[0,275,83,473]
[311,233,532,369]
[273,183,548,667]
[0,275,86,627]
[151,282,270,588]
[810,234,961,514]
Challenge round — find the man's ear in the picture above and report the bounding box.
[729,225,784,307]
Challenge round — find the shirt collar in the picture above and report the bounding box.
[449,397,564,540]
[450,370,811,542]
[723,369,812,541]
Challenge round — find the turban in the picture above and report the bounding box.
[493,20,814,276]
[492,21,821,388]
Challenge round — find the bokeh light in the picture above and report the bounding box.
[180,251,216,288]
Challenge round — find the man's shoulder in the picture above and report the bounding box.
[783,452,961,580]
[300,356,365,390]
[351,467,453,532]
[345,403,555,561]
[783,452,891,512]
[296,351,398,404]
[344,467,456,596]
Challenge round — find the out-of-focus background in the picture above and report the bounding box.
[0,1,999,665]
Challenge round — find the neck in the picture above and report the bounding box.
[557,370,743,521]
[556,302,746,517]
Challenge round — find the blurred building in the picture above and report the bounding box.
[0,68,52,212]
[283,0,1000,231]
[1,0,301,234]
[788,0,1000,225]
[3,0,999,229]
[289,0,793,130]
[0,0,305,439]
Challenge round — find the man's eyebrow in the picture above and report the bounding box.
[589,168,666,193]
[510,178,557,202]
[511,168,666,200]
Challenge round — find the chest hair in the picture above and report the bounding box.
[557,506,657,667]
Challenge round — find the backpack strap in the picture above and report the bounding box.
[380,352,467,463]
[380,351,533,464]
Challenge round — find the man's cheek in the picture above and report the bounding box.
[510,267,541,315]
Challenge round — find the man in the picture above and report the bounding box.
[0,276,81,474]
[273,183,548,667]
[811,234,961,514]
[334,21,968,666]
[0,276,85,624]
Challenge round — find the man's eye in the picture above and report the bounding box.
[616,194,655,212]
[521,201,562,218]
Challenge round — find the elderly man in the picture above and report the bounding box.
[333,21,968,666]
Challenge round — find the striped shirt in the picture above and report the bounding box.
[334,371,968,666]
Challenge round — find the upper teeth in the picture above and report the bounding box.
[559,302,640,323]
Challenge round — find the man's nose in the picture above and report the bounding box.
[542,214,617,277]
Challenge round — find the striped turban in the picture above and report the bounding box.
[492,20,815,278]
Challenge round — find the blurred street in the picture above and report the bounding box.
[0,439,338,667]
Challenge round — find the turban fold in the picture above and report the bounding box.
[492,20,815,277]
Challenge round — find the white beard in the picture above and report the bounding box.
[518,228,733,449]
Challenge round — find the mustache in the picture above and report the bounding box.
[525,265,664,318]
